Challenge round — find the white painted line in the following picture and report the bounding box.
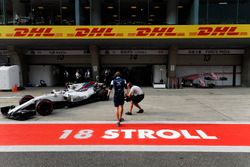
[0,121,250,124]
[0,145,250,152]
[0,96,21,99]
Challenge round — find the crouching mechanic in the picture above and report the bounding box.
[107,72,128,127]
[125,82,144,115]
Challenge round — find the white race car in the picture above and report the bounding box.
[1,81,109,120]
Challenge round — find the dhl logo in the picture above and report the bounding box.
[197,26,240,36]
[14,28,55,37]
[75,28,115,37]
[135,27,177,36]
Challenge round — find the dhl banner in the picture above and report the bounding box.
[0,25,249,39]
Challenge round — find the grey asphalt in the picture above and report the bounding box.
[1,87,250,122]
[1,87,250,167]
[0,152,250,167]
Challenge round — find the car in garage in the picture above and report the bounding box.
[182,73,227,88]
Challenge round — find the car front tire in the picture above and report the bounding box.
[36,99,53,116]
[19,95,35,110]
[19,95,34,105]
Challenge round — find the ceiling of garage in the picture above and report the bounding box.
[0,38,250,50]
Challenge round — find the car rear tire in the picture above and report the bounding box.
[36,99,53,116]
[98,89,109,101]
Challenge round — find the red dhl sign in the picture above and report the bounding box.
[197,26,240,36]
[0,25,249,39]
[14,28,55,37]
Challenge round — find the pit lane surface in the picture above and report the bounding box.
[2,87,250,122]
[1,87,250,166]
[1,152,250,167]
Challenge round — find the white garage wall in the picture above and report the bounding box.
[29,65,59,86]
[153,65,167,83]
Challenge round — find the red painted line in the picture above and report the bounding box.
[0,123,249,146]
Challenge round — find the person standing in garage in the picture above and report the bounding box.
[84,69,91,82]
[104,69,111,87]
[75,69,81,83]
[63,69,70,88]
[107,71,128,127]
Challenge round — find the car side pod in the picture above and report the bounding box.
[0,105,15,116]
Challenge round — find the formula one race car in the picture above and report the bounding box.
[182,73,227,88]
[1,81,109,120]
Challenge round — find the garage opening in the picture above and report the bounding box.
[100,65,153,86]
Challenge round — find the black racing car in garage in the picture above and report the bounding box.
[1,81,109,120]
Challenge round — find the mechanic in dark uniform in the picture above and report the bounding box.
[63,70,70,88]
[107,71,128,127]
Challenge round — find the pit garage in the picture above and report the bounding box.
[0,47,245,88]
[176,49,244,87]
[1,36,250,88]
[24,49,168,86]
[25,50,92,86]
[100,50,168,86]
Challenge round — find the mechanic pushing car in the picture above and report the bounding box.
[125,82,144,115]
[107,71,128,127]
